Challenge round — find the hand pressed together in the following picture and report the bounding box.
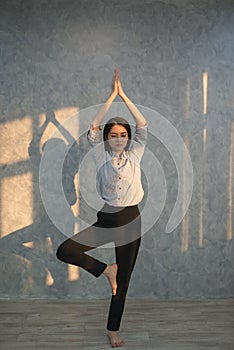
[111,68,126,98]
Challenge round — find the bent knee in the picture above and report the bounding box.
[56,243,66,261]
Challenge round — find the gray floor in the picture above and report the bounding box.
[0,298,233,350]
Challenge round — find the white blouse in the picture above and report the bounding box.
[87,123,147,207]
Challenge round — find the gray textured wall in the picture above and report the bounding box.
[0,0,234,299]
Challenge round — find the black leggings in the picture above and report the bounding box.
[56,203,141,331]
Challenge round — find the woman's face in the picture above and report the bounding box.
[107,124,129,154]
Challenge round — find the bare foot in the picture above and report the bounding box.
[107,330,124,348]
[103,263,118,295]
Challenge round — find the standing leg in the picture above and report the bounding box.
[106,236,141,331]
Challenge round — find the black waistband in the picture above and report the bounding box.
[101,203,138,213]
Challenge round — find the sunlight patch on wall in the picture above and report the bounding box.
[72,172,79,220]
[22,241,34,248]
[46,236,53,254]
[46,268,54,286]
[68,264,79,281]
[1,172,33,238]
[0,116,32,165]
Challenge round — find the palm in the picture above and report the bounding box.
[112,74,118,95]
[114,69,124,96]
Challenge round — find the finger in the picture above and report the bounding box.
[115,71,118,83]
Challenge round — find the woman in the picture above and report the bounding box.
[56,69,147,347]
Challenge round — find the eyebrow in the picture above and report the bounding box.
[110,132,127,135]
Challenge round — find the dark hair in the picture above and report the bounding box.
[103,117,132,152]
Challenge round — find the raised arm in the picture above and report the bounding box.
[116,69,147,128]
[91,70,118,130]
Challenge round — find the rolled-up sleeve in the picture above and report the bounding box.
[87,125,103,147]
[87,125,106,169]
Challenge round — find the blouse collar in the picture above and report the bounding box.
[109,150,128,159]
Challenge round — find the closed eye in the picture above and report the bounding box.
[110,133,127,138]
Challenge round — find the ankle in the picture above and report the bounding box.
[107,330,118,333]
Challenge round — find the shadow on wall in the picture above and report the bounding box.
[0,107,85,297]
